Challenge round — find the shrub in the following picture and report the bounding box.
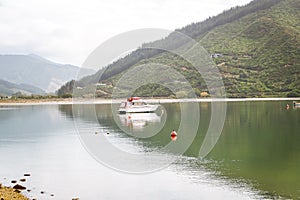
[287,90,300,97]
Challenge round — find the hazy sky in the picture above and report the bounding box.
[0,0,252,66]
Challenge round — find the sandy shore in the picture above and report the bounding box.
[0,97,300,106]
[0,98,73,106]
[0,184,29,200]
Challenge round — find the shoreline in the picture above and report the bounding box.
[0,97,300,106]
[0,184,29,200]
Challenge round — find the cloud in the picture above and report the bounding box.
[0,0,252,67]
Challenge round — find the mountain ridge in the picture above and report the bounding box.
[0,79,46,96]
[0,54,95,93]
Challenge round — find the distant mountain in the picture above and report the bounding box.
[0,79,45,96]
[0,54,95,93]
[60,0,300,98]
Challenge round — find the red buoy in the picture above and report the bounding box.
[171,130,177,137]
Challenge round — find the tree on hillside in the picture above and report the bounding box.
[57,80,75,97]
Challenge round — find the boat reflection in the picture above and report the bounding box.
[171,135,177,141]
[118,112,162,130]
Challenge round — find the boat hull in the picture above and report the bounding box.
[118,105,159,114]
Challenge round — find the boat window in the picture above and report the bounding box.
[132,101,146,106]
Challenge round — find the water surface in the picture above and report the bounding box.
[0,101,299,199]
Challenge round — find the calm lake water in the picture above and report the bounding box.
[0,101,299,199]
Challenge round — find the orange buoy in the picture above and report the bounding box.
[171,130,177,137]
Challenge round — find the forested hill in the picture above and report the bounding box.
[59,0,300,98]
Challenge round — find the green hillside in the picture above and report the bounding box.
[199,0,300,97]
[60,0,300,98]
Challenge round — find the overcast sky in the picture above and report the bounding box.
[0,0,252,66]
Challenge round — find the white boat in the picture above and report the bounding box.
[118,97,159,114]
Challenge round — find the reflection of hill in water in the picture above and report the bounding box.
[59,104,115,127]
[59,104,114,120]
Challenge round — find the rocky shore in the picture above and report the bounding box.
[0,184,29,200]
